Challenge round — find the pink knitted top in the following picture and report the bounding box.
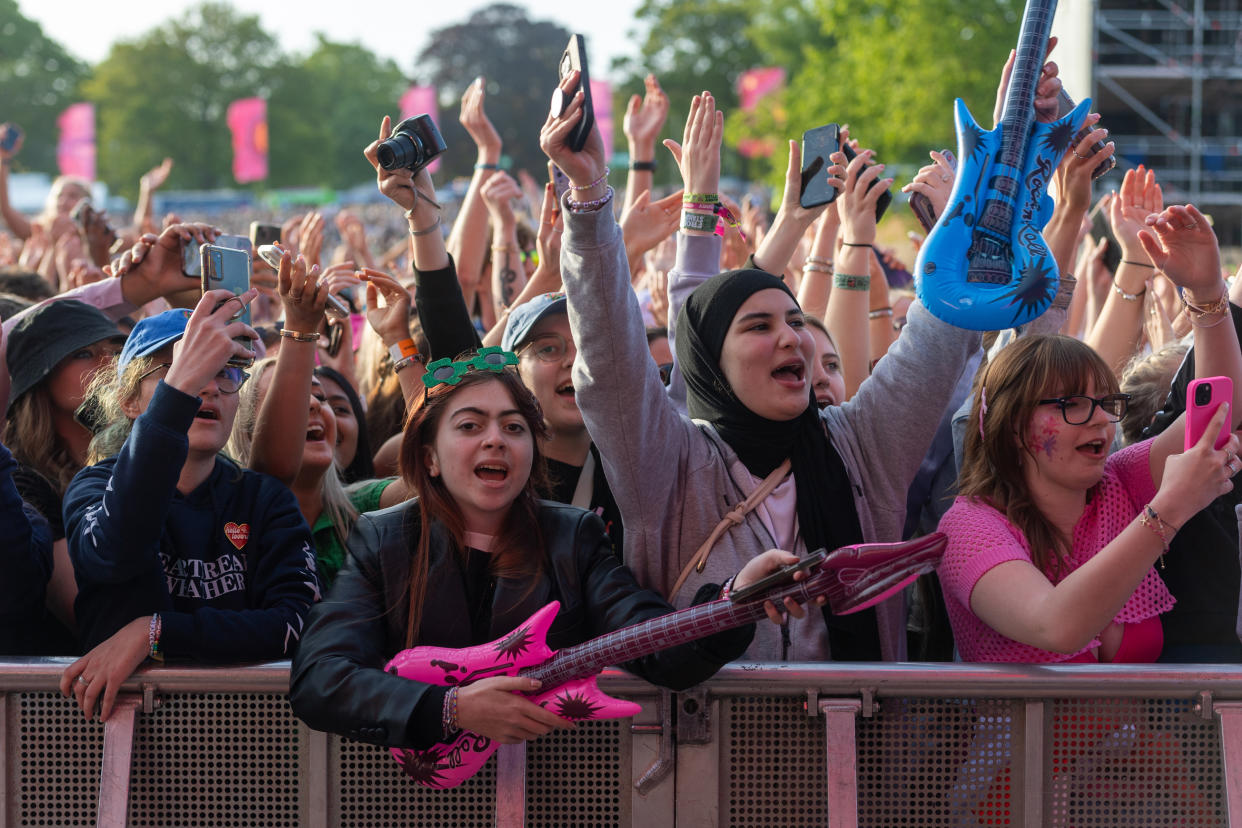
[937,439,1175,663]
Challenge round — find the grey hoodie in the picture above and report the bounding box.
[561,204,980,661]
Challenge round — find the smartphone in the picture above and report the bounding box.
[216,234,252,258]
[201,244,252,325]
[799,124,841,209]
[841,142,892,222]
[326,318,345,358]
[257,244,350,319]
[183,238,203,278]
[909,149,957,233]
[1056,89,1115,181]
[555,34,595,152]
[1185,376,1233,452]
[728,549,828,604]
[0,123,22,154]
[250,222,281,248]
[551,164,571,203]
[1088,198,1123,275]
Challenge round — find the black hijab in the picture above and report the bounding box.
[675,269,880,660]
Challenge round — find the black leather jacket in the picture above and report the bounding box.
[289,500,753,748]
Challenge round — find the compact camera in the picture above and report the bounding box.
[376,114,447,174]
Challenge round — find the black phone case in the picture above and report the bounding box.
[559,35,595,153]
[841,142,892,222]
[799,124,840,209]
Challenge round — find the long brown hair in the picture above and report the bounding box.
[397,367,550,646]
[957,335,1119,577]
[3,385,78,497]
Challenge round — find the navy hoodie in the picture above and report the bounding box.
[1,440,53,653]
[64,380,321,657]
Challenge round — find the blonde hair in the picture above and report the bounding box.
[82,354,157,465]
[1119,342,1190,446]
[226,358,357,548]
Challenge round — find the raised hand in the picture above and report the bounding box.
[360,268,412,346]
[901,150,957,219]
[662,91,723,197]
[164,288,259,397]
[621,189,682,265]
[460,77,502,159]
[363,116,438,223]
[297,211,325,269]
[480,172,523,226]
[0,123,24,161]
[140,158,174,192]
[275,246,329,335]
[623,73,670,149]
[831,145,892,247]
[108,222,221,306]
[539,71,608,195]
[1138,204,1222,298]
[1053,113,1113,216]
[992,37,1063,127]
[1107,166,1162,263]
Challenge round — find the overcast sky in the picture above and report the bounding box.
[18,0,644,81]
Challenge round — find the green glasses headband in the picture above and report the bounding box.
[421,347,519,389]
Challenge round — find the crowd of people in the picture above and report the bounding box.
[2,45,1241,768]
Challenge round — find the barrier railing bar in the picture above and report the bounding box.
[305,725,329,828]
[1215,701,1242,827]
[1019,700,1046,828]
[820,698,861,828]
[495,743,526,828]
[7,660,1242,699]
[1,692,9,828]
[97,695,142,828]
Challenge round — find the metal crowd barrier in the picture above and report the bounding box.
[3,658,1241,827]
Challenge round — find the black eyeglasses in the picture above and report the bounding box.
[1038,393,1131,425]
[137,362,250,395]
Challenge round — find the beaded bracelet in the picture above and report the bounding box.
[280,328,321,343]
[805,256,832,267]
[570,167,609,191]
[1178,287,1230,324]
[834,272,870,290]
[1139,504,1178,569]
[1112,280,1146,302]
[149,613,163,662]
[566,185,614,214]
[719,575,737,601]
[802,263,833,274]
[442,685,460,739]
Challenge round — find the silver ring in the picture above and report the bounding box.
[76,675,90,686]
[1073,148,1091,160]
[940,175,951,183]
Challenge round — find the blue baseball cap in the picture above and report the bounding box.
[117,309,192,375]
[501,292,567,352]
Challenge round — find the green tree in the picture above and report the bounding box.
[732,0,1023,184]
[612,0,825,186]
[267,37,408,189]
[0,0,90,173]
[413,4,571,179]
[83,3,283,196]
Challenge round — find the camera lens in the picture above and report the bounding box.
[1196,384,1212,406]
[377,133,423,171]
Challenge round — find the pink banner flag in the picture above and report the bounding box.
[399,85,441,174]
[57,103,95,180]
[227,97,268,183]
[737,67,785,112]
[590,80,614,162]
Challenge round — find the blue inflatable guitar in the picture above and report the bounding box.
[915,0,1091,331]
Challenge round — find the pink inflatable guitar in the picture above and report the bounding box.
[384,533,947,788]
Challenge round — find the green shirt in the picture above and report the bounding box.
[312,478,396,590]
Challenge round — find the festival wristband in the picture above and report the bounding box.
[683,192,719,204]
[388,338,421,364]
[833,272,871,290]
[681,211,719,233]
[630,160,657,172]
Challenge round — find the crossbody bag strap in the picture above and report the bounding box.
[667,458,792,602]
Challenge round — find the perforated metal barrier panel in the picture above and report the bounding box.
[3,664,1239,827]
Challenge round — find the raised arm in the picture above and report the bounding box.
[131,158,173,236]
[0,127,32,240]
[446,78,503,308]
[622,74,669,214]
[1085,168,1163,373]
[479,171,528,316]
[1139,203,1242,479]
[753,139,832,283]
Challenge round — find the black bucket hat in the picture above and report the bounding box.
[6,299,124,412]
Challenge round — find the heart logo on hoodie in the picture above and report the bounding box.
[224,523,250,550]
